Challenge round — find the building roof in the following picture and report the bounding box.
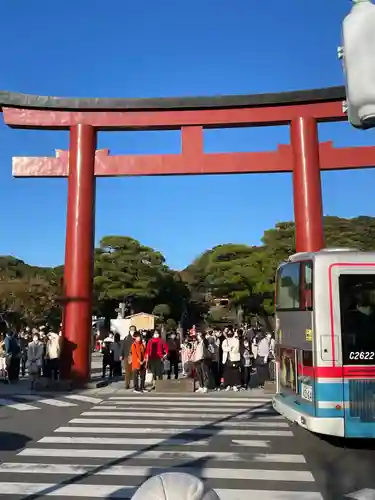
[125,312,156,319]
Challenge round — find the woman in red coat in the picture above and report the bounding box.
[145,330,168,384]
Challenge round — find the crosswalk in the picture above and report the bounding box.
[0,393,323,499]
[0,393,103,411]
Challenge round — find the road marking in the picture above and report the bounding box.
[19,396,77,407]
[54,426,293,437]
[0,462,314,482]
[108,396,271,402]
[21,448,296,460]
[38,436,210,446]
[102,400,271,407]
[90,404,284,420]
[64,395,103,404]
[0,482,324,499]
[39,436,270,448]
[87,409,282,419]
[74,416,288,428]
[79,414,287,427]
[95,404,273,412]
[0,398,40,411]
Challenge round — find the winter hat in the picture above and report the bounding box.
[131,472,220,500]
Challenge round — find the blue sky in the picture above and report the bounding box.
[0,0,374,270]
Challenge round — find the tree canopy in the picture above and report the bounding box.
[2,216,375,329]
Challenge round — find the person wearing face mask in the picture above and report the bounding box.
[122,326,137,389]
[166,332,180,380]
[145,330,168,387]
[193,332,209,393]
[255,330,272,388]
[27,334,44,390]
[46,331,61,382]
[241,338,253,389]
[221,328,241,391]
[206,334,219,389]
[131,332,146,393]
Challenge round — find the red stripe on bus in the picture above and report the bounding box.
[297,364,375,378]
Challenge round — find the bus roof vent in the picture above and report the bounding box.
[320,247,359,252]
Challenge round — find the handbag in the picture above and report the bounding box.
[145,371,153,384]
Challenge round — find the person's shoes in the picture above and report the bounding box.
[133,389,141,393]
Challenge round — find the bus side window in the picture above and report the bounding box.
[276,262,301,310]
[301,261,313,311]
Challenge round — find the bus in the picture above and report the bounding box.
[272,249,375,438]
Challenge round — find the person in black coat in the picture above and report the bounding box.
[121,326,136,389]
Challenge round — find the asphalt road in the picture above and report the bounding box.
[293,423,375,500]
[0,389,374,499]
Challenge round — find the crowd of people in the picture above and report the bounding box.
[99,325,275,393]
[0,327,61,388]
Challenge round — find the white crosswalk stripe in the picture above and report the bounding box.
[0,394,101,411]
[0,393,323,499]
[0,356,103,412]
[0,398,39,411]
[64,394,103,404]
[19,395,78,407]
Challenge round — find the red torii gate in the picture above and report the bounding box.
[1,86,375,385]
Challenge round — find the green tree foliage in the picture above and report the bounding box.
[184,216,375,321]
[0,257,62,329]
[152,303,171,320]
[2,216,375,329]
[166,318,177,331]
[94,236,169,302]
[94,236,189,321]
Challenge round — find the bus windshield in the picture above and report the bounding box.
[339,273,375,365]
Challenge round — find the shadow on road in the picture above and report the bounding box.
[0,431,32,452]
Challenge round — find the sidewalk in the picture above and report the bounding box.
[90,379,274,398]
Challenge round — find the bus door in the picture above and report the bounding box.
[336,265,375,437]
[276,260,315,416]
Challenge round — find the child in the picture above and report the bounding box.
[241,339,253,389]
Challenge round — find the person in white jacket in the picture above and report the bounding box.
[221,330,241,391]
[46,332,61,381]
[131,472,219,500]
[193,333,208,393]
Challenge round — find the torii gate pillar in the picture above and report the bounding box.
[291,116,325,253]
[61,124,97,383]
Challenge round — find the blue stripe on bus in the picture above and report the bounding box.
[280,391,315,416]
[345,421,375,438]
[314,381,344,402]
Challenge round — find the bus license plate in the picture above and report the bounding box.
[301,383,313,402]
